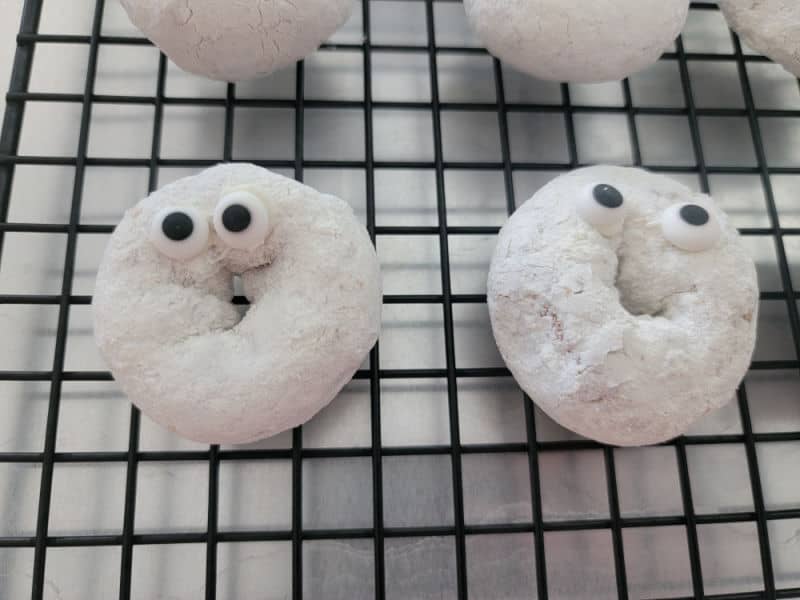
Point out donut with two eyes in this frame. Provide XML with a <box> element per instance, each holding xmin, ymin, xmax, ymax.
<box><xmin>487</xmin><ymin>166</ymin><xmax>758</xmax><ymax>446</ymax></box>
<box><xmin>93</xmin><ymin>163</ymin><xmax>382</xmax><ymax>444</ymax></box>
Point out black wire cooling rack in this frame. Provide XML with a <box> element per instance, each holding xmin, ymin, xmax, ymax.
<box><xmin>1</xmin><ymin>1</ymin><xmax>800</xmax><ymax>599</ymax></box>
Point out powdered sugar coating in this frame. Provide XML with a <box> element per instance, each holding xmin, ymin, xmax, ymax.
<box><xmin>719</xmin><ymin>0</ymin><xmax>800</xmax><ymax>77</ymax></box>
<box><xmin>463</xmin><ymin>0</ymin><xmax>689</xmax><ymax>83</ymax></box>
<box><xmin>93</xmin><ymin>163</ymin><xmax>381</xmax><ymax>444</ymax></box>
<box><xmin>487</xmin><ymin>166</ymin><xmax>758</xmax><ymax>446</ymax></box>
<box><xmin>120</xmin><ymin>0</ymin><xmax>354</xmax><ymax>81</ymax></box>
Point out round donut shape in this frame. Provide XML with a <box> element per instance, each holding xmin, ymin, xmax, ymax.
<box><xmin>463</xmin><ymin>0</ymin><xmax>690</xmax><ymax>83</ymax></box>
<box><xmin>93</xmin><ymin>164</ymin><xmax>382</xmax><ymax>444</ymax></box>
<box><xmin>120</xmin><ymin>0</ymin><xmax>355</xmax><ymax>81</ymax></box>
<box><xmin>718</xmin><ymin>0</ymin><xmax>800</xmax><ymax>78</ymax></box>
<box><xmin>487</xmin><ymin>166</ymin><xmax>758</xmax><ymax>446</ymax></box>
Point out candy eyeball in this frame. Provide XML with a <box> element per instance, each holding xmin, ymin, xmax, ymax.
<box><xmin>577</xmin><ymin>183</ymin><xmax>628</xmax><ymax>236</ymax></box>
<box><xmin>661</xmin><ymin>202</ymin><xmax>721</xmax><ymax>252</ymax></box>
<box><xmin>213</xmin><ymin>190</ymin><xmax>271</xmax><ymax>250</ymax></box>
<box><xmin>149</xmin><ymin>206</ymin><xmax>210</xmax><ymax>261</ymax></box>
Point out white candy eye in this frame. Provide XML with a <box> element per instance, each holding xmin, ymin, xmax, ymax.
<box><xmin>661</xmin><ymin>202</ymin><xmax>721</xmax><ymax>252</ymax></box>
<box><xmin>149</xmin><ymin>206</ymin><xmax>209</xmax><ymax>261</ymax></box>
<box><xmin>577</xmin><ymin>183</ymin><xmax>628</xmax><ymax>235</ymax></box>
<box><xmin>213</xmin><ymin>190</ymin><xmax>271</xmax><ymax>250</ymax></box>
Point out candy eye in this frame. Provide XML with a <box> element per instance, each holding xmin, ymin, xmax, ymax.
<box><xmin>577</xmin><ymin>183</ymin><xmax>627</xmax><ymax>235</ymax></box>
<box><xmin>149</xmin><ymin>206</ymin><xmax>209</xmax><ymax>261</ymax></box>
<box><xmin>661</xmin><ymin>202</ymin><xmax>721</xmax><ymax>252</ymax></box>
<box><xmin>213</xmin><ymin>190</ymin><xmax>271</xmax><ymax>250</ymax></box>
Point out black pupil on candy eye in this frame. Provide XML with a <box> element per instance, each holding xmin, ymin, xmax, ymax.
<box><xmin>680</xmin><ymin>204</ymin><xmax>710</xmax><ymax>226</ymax></box>
<box><xmin>161</xmin><ymin>212</ymin><xmax>194</xmax><ymax>241</ymax></box>
<box><xmin>592</xmin><ymin>184</ymin><xmax>623</xmax><ymax>208</ymax></box>
<box><xmin>222</xmin><ymin>204</ymin><xmax>252</xmax><ymax>232</ymax></box>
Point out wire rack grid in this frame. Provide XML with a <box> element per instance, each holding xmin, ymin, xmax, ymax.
<box><xmin>1</xmin><ymin>0</ymin><xmax>800</xmax><ymax>599</ymax></box>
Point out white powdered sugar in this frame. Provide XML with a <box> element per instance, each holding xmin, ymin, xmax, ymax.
<box><xmin>719</xmin><ymin>0</ymin><xmax>800</xmax><ymax>77</ymax></box>
<box><xmin>487</xmin><ymin>166</ymin><xmax>758</xmax><ymax>446</ymax></box>
<box><xmin>463</xmin><ymin>0</ymin><xmax>690</xmax><ymax>83</ymax></box>
<box><xmin>93</xmin><ymin>163</ymin><xmax>381</xmax><ymax>444</ymax></box>
<box><xmin>120</xmin><ymin>0</ymin><xmax>354</xmax><ymax>81</ymax></box>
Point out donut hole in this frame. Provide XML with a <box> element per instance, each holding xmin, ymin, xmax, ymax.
<box><xmin>232</xmin><ymin>274</ymin><xmax>251</xmax><ymax>318</ymax></box>
<box><xmin>616</xmin><ymin>275</ymin><xmax>667</xmax><ymax>317</ymax></box>
<box><xmin>613</xmin><ymin>231</ymin><xmax>682</xmax><ymax>318</ymax></box>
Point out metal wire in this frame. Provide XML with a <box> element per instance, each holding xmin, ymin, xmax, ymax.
<box><xmin>1</xmin><ymin>1</ymin><xmax>799</xmax><ymax>599</ymax></box>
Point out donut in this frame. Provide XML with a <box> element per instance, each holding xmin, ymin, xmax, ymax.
<box><xmin>718</xmin><ymin>0</ymin><xmax>800</xmax><ymax>78</ymax></box>
<box><xmin>463</xmin><ymin>0</ymin><xmax>690</xmax><ymax>83</ymax></box>
<box><xmin>92</xmin><ymin>163</ymin><xmax>381</xmax><ymax>444</ymax></box>
<box><xmin>487</xmin><ymin>166</ymin><xmax>758</xmax><ymax>446</ymax></box>
<box><xmin>119</xmin><ymin>0</ymin><xmax>354</xmax><ymax>81</ymax></box>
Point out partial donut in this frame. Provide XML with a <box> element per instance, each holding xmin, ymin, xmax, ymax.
<box><xmin>93</xmin><ymin>164</ymin><xmax>382</xmax><ymax>444</ymax></box>
<box><xmin>463</xmin><ymin>0</ymin><xmax>690</xmax><ymax>83</ymax></box>
<box><xmin>120</xmin><ymin>0</ymin><xmax>355</xmax><ymax>81</ymax></box>
<box><xmin>487</xmin><ymin>166</ymin><xmax>758</xmax><ymax>446</ymax></box>
<box><xmin>718</xmin><ymin>0</ymin><xmax>800</xmax><ymax>78</ymax></box>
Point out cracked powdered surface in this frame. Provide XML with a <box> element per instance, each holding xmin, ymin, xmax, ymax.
<box><xmin>121</xmin><ymin>0</ymin><xmax>354</xmax><ymax>81</ymax></box>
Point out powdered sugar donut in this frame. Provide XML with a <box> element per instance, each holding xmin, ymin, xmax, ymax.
<box><xmin>719</xmin><ymin>0</ymin><xmax>800</xmax><ymax>78</ymax></box>
<box><xmin>120</xmin><ymin>0</ymin><xmax>354</xmax><ymax>81</ymax></box>
<box><xmin>487</xmin><ymin>166</ymin><xmax>758</xmax><ymax>446</ymax></box>
<box><xmin>463</xmin><ymin>0</ymin><xmax>689</xmax><ymax>83</ymax></box>
<box><xmin>93</xmin><ymin>163</ymin><xmax>381</xmax><ymax>444</ymax></box>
